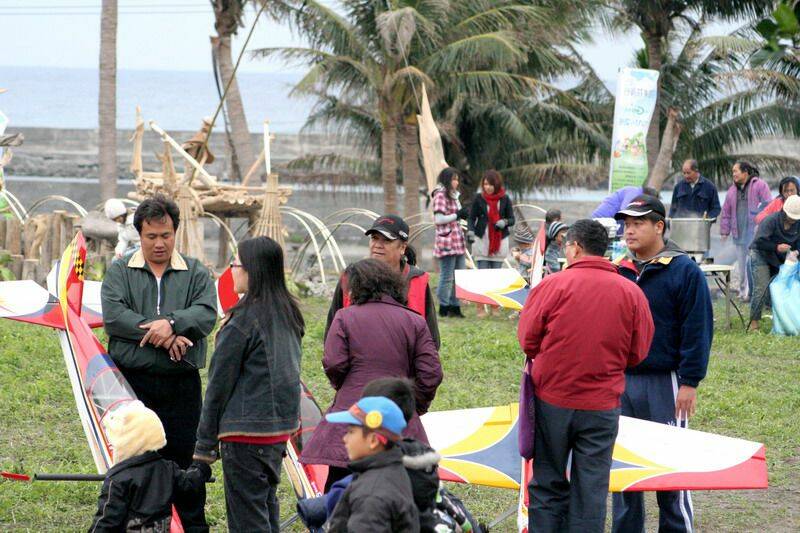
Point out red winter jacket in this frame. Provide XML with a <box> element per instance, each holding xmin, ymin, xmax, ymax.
<box><xmin>517</xmin><ymin>256</ymin><xmax>654</xmax><ymax>411</ymax></box>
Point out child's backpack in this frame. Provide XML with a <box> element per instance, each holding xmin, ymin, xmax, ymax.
<box><xmin>431</xmin><ymin>484</ymin><xmax>484</xmax><ymax>533</ymax></box>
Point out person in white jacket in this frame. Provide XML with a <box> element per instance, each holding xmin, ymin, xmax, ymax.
<box><xmin>104</xmin><ymin>199</ymin><xmax>141</xmax><ymax>259</ymax></box>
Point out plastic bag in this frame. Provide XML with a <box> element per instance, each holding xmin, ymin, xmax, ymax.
<box><xmin>769</xmin><ymin>252</ymin><xmax>800</xmax><ymax>336</ymax></box>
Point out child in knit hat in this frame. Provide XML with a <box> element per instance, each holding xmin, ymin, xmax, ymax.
<box><xmin>88</xmin><ymin>401</ymin><xmax>210</xmax><ymax>532</ymax></box>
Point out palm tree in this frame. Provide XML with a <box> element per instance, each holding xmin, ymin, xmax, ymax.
<box><xmin>603</xmin><ymin>1</ymin><xmax>775</xmax><ymax>173</ymax></box>
<box><xmin>99</xmin><ymin>0</ymin><xmax>117</xmax><ymax>200</ymax></box>
<box><xmin>622</xmin><ymin>24</ymin><xmax>800</xmax><ymax>190</ymax></box>
<box><xmin>211</xmin><ymin>0</ymin><xmax>256</xmax><ymax>182</ymax></box>
<box><xmin>259</xmin><ymin>0</ymin><xmax>596</xmax><ymax>213</ymax></box>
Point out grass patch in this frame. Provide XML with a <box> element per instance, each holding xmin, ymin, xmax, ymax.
<box><xmin>0</xmin><ymin>297</ymin><xmax>797</xmax><ymax>531</ymax></box>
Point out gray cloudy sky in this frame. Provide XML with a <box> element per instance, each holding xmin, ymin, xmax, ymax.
<box><xmin>1</xmin><ymin>1</ymin><xmax>643</xmax><ymax>81</ymax></box>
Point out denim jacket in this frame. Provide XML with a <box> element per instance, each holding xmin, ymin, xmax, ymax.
<box><xmin>194</xmin><ymin>308</ymin><xmax>302</xmax><ymax>461</ymax></box>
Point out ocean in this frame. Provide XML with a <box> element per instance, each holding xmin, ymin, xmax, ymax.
<box><xmin>1</xmin><ymin>66</ymin><xmax>314</xmax><ymax>133</ymax></box>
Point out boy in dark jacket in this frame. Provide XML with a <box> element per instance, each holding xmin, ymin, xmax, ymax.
<box><xmin>325</xmin><ymin>396</ymin><xmax>420</xmax><ymax>533</ymax></box>
<box><xmin>297</xmin><ymin>378</ymin><xmax>441</xmax><ymax>531</ymax></box>
<box><xmin>612</xmin><ymin>195</ymin><xmax>713</xmax><ymax>533</ymax></box>
<box><xmin>89</xmin><ymin>401</ymin><xmax>210</xmax><ymax>532</ymax></box>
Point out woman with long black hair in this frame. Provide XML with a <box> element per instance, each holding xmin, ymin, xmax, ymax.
<box><xmin>431</xmin><ymin>167</ymin><xmax>469</xmax><ymax>317</ymax></box>
<box><xmin>194</xmin><ymin>236</ymin><xmax>304</xmax><ymax>532</ymax></box>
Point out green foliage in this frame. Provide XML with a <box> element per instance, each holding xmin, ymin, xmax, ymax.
<box><xmin>752</xmin><ymin>0</ymin><xmax>800</xmax><ymax>66</ymax></box>
<box><xmin>84</xmin><ymin>258</ymin><xmax>106</xmax><ymax>282</ymax></box>
<box><xmin>0</xmin><ymin>251</ymin><xmax>15</xmax><ymax>281</ymax></box>
<box><xmin>1</xmin><ymin>297</ymin><xmax>799</xmax><ymax>530</ymax></box>
<box><xmin>259</xmin><ymin>0</ymin><xmax>608</xmax><ymax>192</ymax></box>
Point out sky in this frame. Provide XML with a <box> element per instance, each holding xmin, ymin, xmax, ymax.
<box><xmin>0</xmin><ymin>0</ymin><xmax>645</xmax><ymax>82</ymax></box>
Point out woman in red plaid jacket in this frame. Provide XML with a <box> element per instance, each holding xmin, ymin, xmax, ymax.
<box><xmin>431</xmin><ymin>167</ymin><xmax>469</xmax><ymax>318</ymax></box>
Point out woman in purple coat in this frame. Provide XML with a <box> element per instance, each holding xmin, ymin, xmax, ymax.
<box><xmin>299</xmin><ymin>259</ymin><xmax>443</xmax><ymax>490</ymax></box>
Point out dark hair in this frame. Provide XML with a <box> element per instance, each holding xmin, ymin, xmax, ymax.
<box><xmin>133</xmin><ymin>194</ymin><xmax>181</xmax><ymax>233</ymax></box>
<box><xmin>404</xmin><ymin>244</ymin><xmax>417</xmax><ymax>267</ymax></box>
<box><xmin>640</xmin><ymin>211</ymin><xmax>666</xmax><ymax>227</ymax></box>
<box><xmin>359</xmin><ymin>427</ymin><xmax>395</xmax><ymax>448</ymax></box>
<box><xmin>735</xmin><ymin>160</ymin><xmax>759</xmax><ymax>178</ymax></box>
<box><xmin>545</xmin><ymin>209</ymin><xmax>561</xmax><ymax>225</ymax></box>
<box><xmin>346</xmin><ymin>258</ymin><xmax>407</xmax><ymax>305</ymax></box>
<box><xmin>482</xmin><ymin>169</ymin><xmax>503</xmax><ymax>191</ymax></box>
<box><xmin>362</xmin><ymin>378</ymin><xmax>416</xmax><ymax>423</ymax></box>
<box><xmin>684</xmin><ymin>159</ymin><xmax>699</xmax><ymax>172</ymax></box>
<box><xmin>641</xmin><ymin>186</ymin><xmax>658</xmax><ymax>197</ymax></box>
<box><xmin>234</xmin><ymin>236</ymin><xmax>305</xmax><ymax>338</ymax></box>
<box><xmin>565</xmin><ymin>219</ymin><xmax>609</xmax><ymax>256</ymax></box>
<box><xmin>436</xmin><ymin>167</ymin><xmax>461</xmax><ymax>194</ymax></box>
<box><xmin>779</xmin><ymin>176</ymin><xmax>800</xmax><ymax>198</ymax></box>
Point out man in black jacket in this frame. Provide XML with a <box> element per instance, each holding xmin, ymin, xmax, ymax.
<box><xmin>748</xmin><ymin>195</ymin><xmax>800</xmax><ymax>331</ymax></box>
<box><xmin>101</xmin><ymin>196</ymin><xmax>217</xmax><ymax>531</ymax></box>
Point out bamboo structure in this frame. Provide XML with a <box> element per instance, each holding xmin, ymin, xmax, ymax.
<box><xmin>252</xmin><ymin>122</ymin><xmax>290</xmax><ymax>248</ymax></box>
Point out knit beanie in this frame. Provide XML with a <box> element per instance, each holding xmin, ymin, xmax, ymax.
<box><xmin>513</xmin><ymin>224</ymin><xmax>535</xmax><ymax>245</ymax></box>
<box><xmin>104</xmin><ymin>401</ymin><xmax>166</xmax><ymax>465</ymax></box>
<box><xmin>547</xmin><ymin>221</ymin><xmax>569</xmax><ymax>242</ymax></box>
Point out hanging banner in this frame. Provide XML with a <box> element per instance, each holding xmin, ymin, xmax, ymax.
<box><xmin>417</xmin><ymin>84</ymin><xmax>449</xmax><ymax>194</ymax></box>
<box><xmin>608</xmin><ymin>68</ymin><xmax>659</xmax><ymax>192</ymax></box>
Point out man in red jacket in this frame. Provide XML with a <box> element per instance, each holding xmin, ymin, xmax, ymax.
<box><xmin>517</xmin><ymin>219</ymin><xmax>654</xmax><ymax>533</ymax></box>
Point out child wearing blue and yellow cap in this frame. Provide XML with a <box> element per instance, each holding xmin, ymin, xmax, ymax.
<box><xmin>325</xmin><ymin>396</ymin><xmax>420</xmax><ymax>532</ymax></box>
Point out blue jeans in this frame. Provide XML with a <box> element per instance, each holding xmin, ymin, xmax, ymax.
<box><xmin>529</xmin><ymin>399</ymin><xmax>619</xmax><ymax>533</ymax></box>
<box><xmin>477</xmin><ymin>260</ymin><xmax>504</xmax><ymax>269</ymax></box>
<box><xmin>437</xmin><ymin>254</ymin><xmax>465</xmax><ymax>307</ymax></box>
<box><xmin>221</xmin><ymin>441</ymin><xmax>285</xmax><ymax>532</ymax></box>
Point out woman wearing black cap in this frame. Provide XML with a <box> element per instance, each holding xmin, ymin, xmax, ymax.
<box><xmin>324</xmin><ymin>214</ymin><xmax>440</xmax><ymax>349</ymax></box>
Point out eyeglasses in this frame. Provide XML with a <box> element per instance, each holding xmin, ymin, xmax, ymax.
<box><xmin>229</xmin><ymin>262</ymin><xmax>243</xmax><ymax>269</ymax></box>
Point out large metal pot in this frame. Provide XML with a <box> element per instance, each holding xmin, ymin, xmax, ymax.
<box><xmin>668</xmin><ymin>218</ymin><xmax>713</xmax><ymax>252</ymax></box>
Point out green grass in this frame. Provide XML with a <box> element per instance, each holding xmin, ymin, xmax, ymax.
<box><xmin>0</xmin><ymin>297</ymin><xmax>798</xmax><ymax>531</ymax></box>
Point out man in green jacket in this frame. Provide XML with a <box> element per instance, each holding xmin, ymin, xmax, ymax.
<box><xmin>101</xmin><ymin>195</ymin><xmax>217</xmax><ymax>531</ymax></box>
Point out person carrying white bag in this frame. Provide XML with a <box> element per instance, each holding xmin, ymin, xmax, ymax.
<box><xmin>770</xmin><ymin>250</ymin><xmax>800</xmax><ymax>336</ymax></box>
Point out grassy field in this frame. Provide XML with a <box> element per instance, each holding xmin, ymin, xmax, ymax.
<box><xmin>1</xmin><ymin>295</ymin><xmax>798</xmax><ymax>532</ymax></box>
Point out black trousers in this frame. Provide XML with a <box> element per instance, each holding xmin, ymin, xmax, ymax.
<box><xmin>120</xmin><ymin>367</ymin><xmax>207</xmax><ymax>532</ymax></box>
<box><xmin>529</xmin><ymin>398</ymin><xmax>620</xmax><ymax>533</ymax></box>
<box><xmin>221</xmin><ymin>441</ymin><xmax>285</xmax><ymax>533</ymax></box>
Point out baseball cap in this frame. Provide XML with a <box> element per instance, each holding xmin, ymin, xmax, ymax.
<box><xmin>365</xmin><ymin>215</ymin><xmax>410</xmax><ymax>241</ymax></box>
<box><xmin>614</xmin><ymin>194</ymin><xmax>666</xmax><ymax>220</ymax></box>
<box><xmin>325</xmin><ymin>396</ymin><xmax>407</xmax><ymax>441</ymax></box>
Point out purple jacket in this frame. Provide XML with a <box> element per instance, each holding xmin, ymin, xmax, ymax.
<box><xmin>591</xmin><ymin>186</ymin><xmax>644</xmax><ymax>219</ymax></box>
<box><xmin>720</xmin><ymin>178</ymin><xmax>772</xmax><ymax>240</ymax></box>
<box><xmin>299</xmin><ymin>296</ymin><xmax>443</xmax><ymax>468</ymax></box>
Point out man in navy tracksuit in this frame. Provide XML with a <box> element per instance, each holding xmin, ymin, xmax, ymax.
<box><xmin>612</xmin><ymin>195</ymin><xmax>713</xmax><ymax>533</ymax></box>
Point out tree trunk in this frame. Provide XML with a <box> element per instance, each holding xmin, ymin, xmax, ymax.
<box><xmin>401</xmin><ymin>121</ymin><xmax>422</xmax><ymax>221</ymax></box>
<box><xmin>212</xmin><ymin>35</ymin><xmax>256</xmax><ymax>182</ymax></box>
<box><xmin>644</xmin><ymin>31</ymin><xmax>664</xmax><ymax>176</ymax></box>
<box><xmin>647</xmin><ymin>108</ymin><xmax>682</xmax><ymax>192</ymax></box>
<box><xmin>381</xmin><ymin>117</ymin><xmax>399</xmax><ymax>215</ymax></box>
<box><xmin>98</xmin><ymin>0</ymin><xmax>118</xmax><ymax>200</ymax></box>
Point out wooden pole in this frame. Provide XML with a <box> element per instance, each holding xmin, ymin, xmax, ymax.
<box><xmin>51</xmin><ymin>211</ymin><xmax>67</xmax><ymax>263</ymax></box>
<box><xmin>149</xmin><ymin>121</ymin><xmax>217</xmax><ymax>188</ymax></box>
<box><xmin>22</xmin><ymin>219</ymin><xmax>36</xmax><ymax>259</ymax></box>
<box><xmin>6</xmin><ymin>218</ymin><xmax>21</xmax><ymax>255</ymax></box>
<box><xmin>217</xmin><ymin>218</ymin><xmax>230</xmax><ymax>269</ymax></box>
<box><xmin>0</xmin><ymin>218</ymin><xmax>7</xmax><ymax>247</ymax></box>
<box><xmin>40</xmin><ymin>215</ymin><xmax>54</xmax><ymax>270</ymax></box>
<box><xmin>22</xmin><ymin>258</ymin><xmax>38</xmax><ymax>281</ymax></box>
<box><xmin>10</xmin><ymin>254</ymin><xmax>23</xmax><ymax>279</ymax></box>
<box><xmin>61</xmin><ymin>213</ymin><xmax>75</xmax><ymax>250</ymax></box>
<box><xmin>241</xmin><ymin>149</ymin><xmax>265</xmax><ymax>186</ymax></box>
